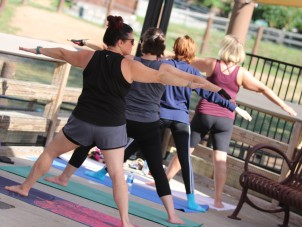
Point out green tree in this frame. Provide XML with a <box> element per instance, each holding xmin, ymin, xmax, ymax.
<box><xmin>292</xmin><ymin>13</ymin><xmax>302</xmax><ymax>33</ymax></box>
<box><xmin>253</xmin><ymin>5</ymin><xmax>302</xmax><ymax>32</ymax></box>
<box><xmin>193</xmin><ymin>0</ymin><xmax>232</xmax><ymax>16</ymax></box>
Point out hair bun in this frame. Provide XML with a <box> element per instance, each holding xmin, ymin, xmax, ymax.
<box><xmin>107</xmin><ymin>15</ymin><xmax>124</xmax><ymax>29</ymax></box>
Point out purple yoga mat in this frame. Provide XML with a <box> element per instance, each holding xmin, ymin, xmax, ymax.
<box><xmin>0</xmin><ymin>176</ymin><xmax>121</xmax><ymax>227</ymax></box>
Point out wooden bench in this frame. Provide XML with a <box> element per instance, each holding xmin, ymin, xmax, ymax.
<box><xmin>228</xmin><ymin>143</ymin><xmax>302</xmax><ymax>227</ymax></box>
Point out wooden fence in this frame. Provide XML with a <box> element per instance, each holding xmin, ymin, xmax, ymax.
<box><xmin>169</xmin><ymin>7</ymin><xmax>302</xmax><ymax>49</ymax></box>
<box><xmin>0</xmin><ymin>33</ymin><xmax>79</xmax><ymax>157</ymax></box>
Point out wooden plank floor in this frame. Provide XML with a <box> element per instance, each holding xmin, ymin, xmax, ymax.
<box><xmin>0</xmin><ymin>157</ymin><xmax>301</xmax><ymax>227</ymax></box>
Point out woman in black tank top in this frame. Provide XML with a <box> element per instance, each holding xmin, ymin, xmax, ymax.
<box><xmin>7</xmin><ymin>15</ymin><xmax>218</xmax><ymax>226</ymax></box>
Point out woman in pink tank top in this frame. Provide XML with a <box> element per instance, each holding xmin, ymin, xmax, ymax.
<box><xmin>165</xmin><ymin>35</ymin><xmax>297</xmax><ymax>209</ymax></box>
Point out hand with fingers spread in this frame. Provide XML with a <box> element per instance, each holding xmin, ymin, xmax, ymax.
<box><xmin>235</xmin><ymin>107</ymin><xmax>252</xmax><ymax>121</ymax></box>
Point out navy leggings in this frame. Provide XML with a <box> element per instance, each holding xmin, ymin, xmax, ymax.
<box><xmin>68</xmin><ymin>119</ymin><xmax>171</xmax><ymax>197</ymax></box>
<box><xmin>159</xmin><ymin>118</ymin><xmax>194</xmax><ymax>194</ymax></box>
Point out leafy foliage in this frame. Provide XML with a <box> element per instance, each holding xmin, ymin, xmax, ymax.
<box><xmin>191</xmin><ymin>0</ymin><xmax>302</xmax><ymax>33</ymax></box>
<box><xmin>253</xmin><ymin>5</ymin><xmax>302</xmax><ymax>32</ymax></box>
<box><xmin>192</xmin><ymin>0</ymin><xmax>232</xmax><ymax>16</ymax></box>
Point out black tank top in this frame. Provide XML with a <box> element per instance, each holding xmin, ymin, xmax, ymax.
<box><xmin>72</xmin><ymin>50</ymin><xmax>131</xmax><ymax>126</ymax></box>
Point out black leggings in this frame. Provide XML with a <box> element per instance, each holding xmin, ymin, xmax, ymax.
<box><xmin>68</xmin><ymin>119</ymin><xmax>171</xmax><ymax>197</ymax></box>
<box><xmin>159</xmin><ymin>118</ymin><xmax>194</xmax><ymax>194</ymax></box>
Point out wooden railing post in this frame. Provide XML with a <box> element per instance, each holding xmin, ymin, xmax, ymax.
<box><xmin>279</xmin><ymin>121</ymin><xmax>302</xmax><ymax>180</ymax></box>
<box><xmin>0</xmin><ymin>0</ymin><xmax>7</xmax><ymax>13</ymax></box>
<box><xmin>0</xmin><ymin>62</ymin><xmax>15</xmax><ymax>106</ymax></box>
<box><xmin>103</xmin><ymin>0</ymin><xmax>114</xmax><ymax>28</ymax></box>
<box><xmin>45</xmin><ymin>62</ymin><xmax>71</xmax><ymax>145</ymax></box>
<box><xmin>272</xmin><ymin>120</ymin><xmax>302</xmax><ymax>206</ymax></box>
<box><xmin>57</xmin><ymin>0</ymin><xmax>64</xmax><ymax>13</ymax></box>
<box><xmin>199</xmin><ymin>14</ymin><xmax>213</xmax><ymax>56</ymax></box>
<box><xmin>252</xmin><ymin>26</ymin><xmax>264</xmax><ymax>55</ymax></box>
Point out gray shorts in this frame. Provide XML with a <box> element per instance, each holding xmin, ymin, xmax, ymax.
<box><xmin>190</xmin><ymin>113</ymin><xmax>234</xmax><ymax>152</ymax></box>
<box><xmin>63</xmin><ymin>114</ymin><xmax>127</xmax><ymax>150</ymax></box>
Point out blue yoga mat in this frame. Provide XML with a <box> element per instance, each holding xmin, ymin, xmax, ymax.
<box><xmin>52</xmin><ymin>158</ymin><xmax>209</xmax><ymax>213</ymax></box>
<box><xmin>0</xmin><ymin>165</ymin><xmax>203</xmax><ymax>227</ymax></box>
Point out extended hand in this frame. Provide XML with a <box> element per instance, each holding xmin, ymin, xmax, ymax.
<box><xmin>19</xmin><ymin>46</ymin><xmax>36</xmax><ymax>54</ymax></box>
<box><xmin>235</xmin><ymin>107</ymin><xmax>252</xmax><ymax>121</ymax></box>
<box><xmin>283</xmin><ymin>105</ymin><xmax>297</xmax><ymax>116</ymax></box>
<box><xmin>69</xmin><ymin>39</ymin><xmax>87</xmax><ymax>46</ymax></box>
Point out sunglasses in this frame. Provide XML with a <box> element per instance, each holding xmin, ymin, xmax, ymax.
<box><xmin>125</xmin><ymin>38</ymin><xmax>135</xmax><ymax>45</ymax></box>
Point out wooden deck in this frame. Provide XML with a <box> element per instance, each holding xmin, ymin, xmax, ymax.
<box><xmin>0</xmin><ymin>157</ymin><xmax>301</xmax><ymax>227</ymax></box>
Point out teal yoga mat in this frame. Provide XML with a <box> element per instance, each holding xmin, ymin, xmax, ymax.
<box><xmin>0</xmin><ymin>165</ymin><xmax>203</xmax><ymax>227</ymax></box>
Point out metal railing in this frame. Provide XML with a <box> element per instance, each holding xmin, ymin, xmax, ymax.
<box><xmin>243</xmin><ymin>53</ymin><xmax>302</xmax><ymax>104</ymax></box>
<box><xmin>228</xmin><ymin>53</ymin><xmax>302</xmax><ymax>173</ymax></box>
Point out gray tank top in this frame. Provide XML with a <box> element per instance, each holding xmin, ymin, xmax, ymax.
<box><xmin>125</xmin><ymin>57</ymin><xmax>165</xmax><ymax>122</ymax></box>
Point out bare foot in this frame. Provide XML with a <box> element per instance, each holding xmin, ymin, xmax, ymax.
<box><xmin>44</xmin><ymin>176</ymin><xmax>68</xmax><ymax>186</ymax></box>
<box><xmin>214</xmin><ymin>200</ymin><xmax>225</xmax><ymax>208</ymax></box>
<box><xmin>5</xmin><ymin>185</ymin><xmax>29</xmax><ymax>197</ymax></box>
<box><xmin>121</xmin><ymin>220</ymin><xmax>134</xmax><ymax>227</ymax></box>
<box><xmin>121</xmin><ymin>222</ymin><xmax>134</xmax><ymax>227</ymax></box>
<box><xmin>168</xmin><ymin>215</ymin><xmax>184</xmax><ymax>225</ymax></box>
<box><xmin>145</xmin><ymin>181</ymin><xmax>155</xmax><ymax>186</ymax></box>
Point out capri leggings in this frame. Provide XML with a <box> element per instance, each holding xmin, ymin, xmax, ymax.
<box><xmin>124</xmin><ymin>119</ymin><xmax>171</xmax><ymax>197</ymax></box>
<box><xmin>159</xmin><ymin>118</ymin><xmax>194</xmax><ymax>194</ymax></box>
<box><xmin>69</xmin><ymin>119</ymin><xmax>171</xmax><ymax>197</ymax></box>
<box><xmin>190</xmin><ymin>113</ymin><xmax>234</xmax><ymax>152</ymax></box>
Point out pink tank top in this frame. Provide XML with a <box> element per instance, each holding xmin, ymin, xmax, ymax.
<box><xmin>196</xmin><ymin>60</ymin><xmax>240</xmax><ymax>120</ymax></box>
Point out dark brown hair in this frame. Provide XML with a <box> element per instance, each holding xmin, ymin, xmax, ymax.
<box><xmin>141</xmin><ymin>27</ymin><xmax>165</xmax><ymax>57</ymax></box>
<box><xmin>103</xmin><ymin>15</ymin><xmax>133</xmax><ymax>46</ymax></box>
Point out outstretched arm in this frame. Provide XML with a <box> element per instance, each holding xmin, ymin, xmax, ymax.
<box><xmin>241</xmin><ymin>69</ymin><xmax>297</xmax><ymax>116</ymax></box>
<box><xmin>123</xmin><ymin>58</ymin><xmax>208</xmax><ymax>89</ymax></box>
<box><xmin>69</xmin><ymin>39</ymin><xmax>105</xmax><ymax>51</ymax></box>
<box><xmin>159</xmin><ymin>63</ymin><xmax>221</xmax><ymax>92</ymax></box>
<box><xmin>197</xmin><ymin>89</ymin><xmax>236</xmax><ymax>111</ymax></box>
<box><xmin>19</xmin><ymin>46</ymin><xmax>94</xmax><ymax>69</ymax></box>
<box><xmin>196</xmin><ymin>89</ymin><xmax>252</xmax><ymax>121</ymax></box>
<box><xmin>69</xmin><ymin>39</ymin><xmax>135</xmax><ymax>60</ymax></box>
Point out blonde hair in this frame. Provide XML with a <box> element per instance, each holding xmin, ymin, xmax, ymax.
<box><xmin>218</xmin><ymin>35</ymin><xmax>245</xmax><ymax>64</ymax></box>
<box><xmin>173</xmin><ymin>35</ymin><xmax>197</xmax><ymax>64</ymax></box>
